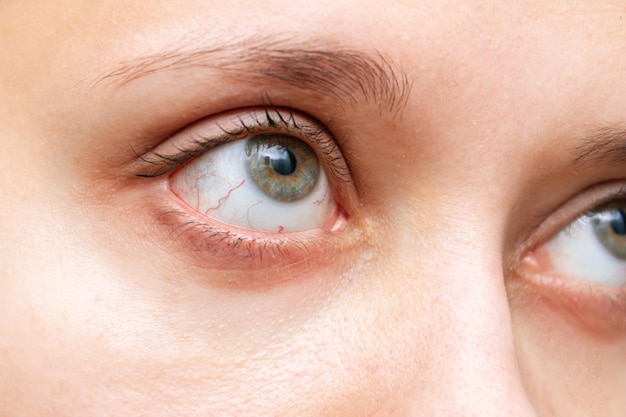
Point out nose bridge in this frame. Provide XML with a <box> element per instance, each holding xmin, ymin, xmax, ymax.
<box><xmin>409</xmin><ymin>276</ymin><xmax>535</xmax><ymax>416</ymax></box>
<box><xmin>382</xmin><ymin>224</ymin><xmax>538</xmax><ymax>416</ymax></box>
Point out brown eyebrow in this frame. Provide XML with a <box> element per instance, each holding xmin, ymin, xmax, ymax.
<box><xmin>92</xmin><ymin>36</ymin><xmax>412</xmax><ymax>118</ymax></box>
<box><xmin>570</xmin><ymin>126</ymin><xmax>626</xmax><ymax>167</ymax></box>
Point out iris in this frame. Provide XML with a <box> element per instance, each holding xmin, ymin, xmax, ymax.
<box><xmin>246</xmin><ymin>134</ymin><xmax>320</xmax><ymax>202</ymax></box>
<box><xmin>592</xmin><ymin>206</ymin><xmax>626</xmax><ymax>259</ymax></box>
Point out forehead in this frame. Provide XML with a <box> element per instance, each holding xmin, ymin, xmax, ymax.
<box><xmin>3</xmin><ymin>1</ymin><xmax>624</xmax><ymax>83</ymax></box>
<box><xmin>3</xmin><ymin>0</ymin><xmax>626</xmax><ymax>195</ymax></box>
<box><xmin>4</xmin><ymin>0</ymin><xmax>625</xmax><ymax>67</ymax></box>
<box><xmin>5</xmin><ymin>0</ymin><xmax>626</xmax><ymax>111</ymax></box>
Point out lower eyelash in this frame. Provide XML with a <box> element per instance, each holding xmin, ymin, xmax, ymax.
<box><xmin>156</xmin><ymin>206</ymin><xmax>341</xmax><ymax>271</ymax></box>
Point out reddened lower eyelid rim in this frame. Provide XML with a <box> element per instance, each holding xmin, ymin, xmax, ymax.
<box><xmin>152</xmin><ymin>202</ymin><xmax>353</xmax><ymax>274</ymax></box>
<box><xmin>514</xmin><ymin>256</ymin><xmax>626</xmax><ymax>336</ymax></box>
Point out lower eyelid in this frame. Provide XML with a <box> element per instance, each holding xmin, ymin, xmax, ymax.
<box><xmin>514</xmin><ymin>255</ymin><xmax>626</xmax><ymax>337</ymax></box>
<box><xmin>153</xmin><ymin>202</ymin><xmax>352</xmax><ymax>275</ymax></box>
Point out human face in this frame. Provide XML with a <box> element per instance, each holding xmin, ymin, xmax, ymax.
<box><xmin>2</xmin><ymin>0</ymin><xmax>626</xmax><ymax>415</ymax></box>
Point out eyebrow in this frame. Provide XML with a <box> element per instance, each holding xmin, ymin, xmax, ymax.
<box><xmin>570</xmin><ymin>126</ymin><xmax>626</xmax><ymax>167</ymax></box>
<box><xmin>93</xmin><ymin>36</ymin><xmax>412</xmax><ymax>117</ymax></box>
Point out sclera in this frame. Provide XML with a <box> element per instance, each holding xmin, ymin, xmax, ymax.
<box><xmin>170</xmin><ymin>138</ymin><xmax>335</xmax><ymax>233</ymax></box>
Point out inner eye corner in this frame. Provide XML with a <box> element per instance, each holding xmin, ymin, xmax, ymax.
<box><xmin>523</xmin><ymin>198</ymin><xmax>626</xmax><ymax>290</ymax></box>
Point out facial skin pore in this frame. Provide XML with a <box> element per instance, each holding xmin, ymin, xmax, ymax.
<box><xmin>2</xmin><ymin>1</ymin><xmax>626</xmax><ymax>416</ymax></box>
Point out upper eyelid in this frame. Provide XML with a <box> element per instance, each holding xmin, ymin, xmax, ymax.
<box><xmin>510</xmin><ymin>182</ymin><xmax>626</xmax><ymax>264</ymax></box>
<box><xmin>132</xmin><ymin>106</ymin><xmax>352</xmax><ymax>183</ymax></box>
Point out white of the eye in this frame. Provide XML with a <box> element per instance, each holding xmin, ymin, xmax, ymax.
<box><xmin>171</xmin><ymin>140</ymin><xmax>334</xmax><ymax>233</ymax></box>
<box><xmin>546</xmin><ymin>216</ymin><xmax>626</xmax><ymax>287</ymax></box>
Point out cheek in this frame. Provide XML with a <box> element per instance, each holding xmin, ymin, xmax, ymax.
<box><xmin>509</xmin><ymin>283</ymin><xmax>626</xmax><ymax>416</ymax></box>
<box><xmin>0</xmin><ymin>232</ymin><xmax>392</xmax><ymax>416</ymax></box>
<box><xmin>0</xmin><ymin>208</ymin><xmax>455</xmax><ymax>417</ymax></box>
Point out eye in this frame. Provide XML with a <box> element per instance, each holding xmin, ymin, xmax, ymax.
<box><xmin>541</xmin><ymin>202</ymin><xmax>626</xmax><ymax>287</ymax></box>
<box><xmin>170</xmin><ymin>132</ymin><xmax>335</xmax><ymax>233</ymax></box>
<box><xmin>137</xmin><ymin>106</ymin><xmax>350</xmax><ymax>240</ymax></box>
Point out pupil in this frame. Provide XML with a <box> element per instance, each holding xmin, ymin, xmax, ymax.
<box><xmin>609</xmin><ymin>208</ymin><xmax>626</xmax><ymax>235</ymax></box>
<box><xmin>268</xmin><ymin>146</ymin><xmax>297</xmax><ymax>175</ymax></box>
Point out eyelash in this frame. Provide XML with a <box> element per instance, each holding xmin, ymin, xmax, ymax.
<box><xmin>135</xmin><ymin>105</ymin><xmax>350</xmax><ymax>183</ymax></box>
<box><xmin>154</xmin><ymin>205</ymin><xmax>346</xmax><ymax>271</ymax></box>
<box><xmin>133</xmin><ymin>105</ymin><xmax>355</xmax><ymax>270</ymax></box>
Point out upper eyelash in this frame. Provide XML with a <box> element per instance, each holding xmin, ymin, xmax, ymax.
<box><xmin>133</xmin><ymin>104</ymin><xmax>351</xmax><ymax>183</ymax></box>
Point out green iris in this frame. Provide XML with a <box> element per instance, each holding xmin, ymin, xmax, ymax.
<box><xmin>245</xmin><ymin>134</ymin><xmax>320</xmax><ymax>202</ymax></box>
<box><xmin>592</xmin><ymin>206</ymin><xmax>626</xmax><ymax>260</ymax></box>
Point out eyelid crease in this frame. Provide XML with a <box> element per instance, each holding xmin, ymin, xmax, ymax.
<box><xmin>582</xmin><ymin>186</ymin><xmax>626</xmax><ymax>214</ymax></box>
<box><xmin>133</xmin><ymin>104</ymin><xmax>352</xmax><ymax>186</ymax></box>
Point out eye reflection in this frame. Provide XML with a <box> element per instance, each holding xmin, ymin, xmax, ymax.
<box><xmin>170</xmin><ymin>134</ymin><xmax>335</xmax><ymax>233</ymax></box>
<box><xmin>246</xmin><ymin>134</ymin><xmax>320</xmax><ymax>202</ymax></box>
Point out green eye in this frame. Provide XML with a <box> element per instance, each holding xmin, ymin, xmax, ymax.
<box><xmin>591</xmin><ymin>206</ymin><xmax>626</xmax><ymax>260</ymax></box>
<box><xmin>168</xmin><ymin>108</ymin><xmax>340</xmax><ymax>234</ymax></box>
<box><xmin>245</xmin><ymin>134</ymin><xmax>320</xmax><ymax>202</ymax></box>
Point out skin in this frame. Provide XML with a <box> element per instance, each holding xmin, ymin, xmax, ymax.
<box><xmin>2</xmin><ymin>0</ymin><xmax>626</xmax><ymax>415</ymax></box>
